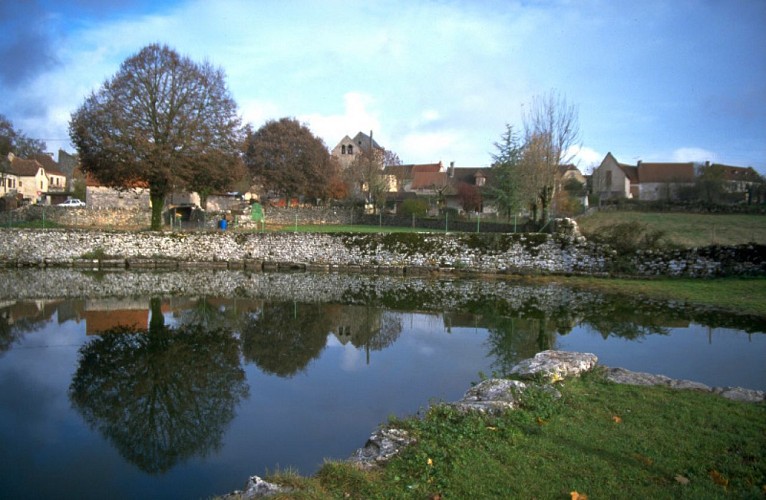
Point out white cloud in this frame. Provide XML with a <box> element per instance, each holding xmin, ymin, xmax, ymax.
<box><xmin>566</xmin><ymin>145</ymin><xmax>603</xmax><ymax>172</ymax></box>
<box><xmin>671</xmin><ymin>147</ymin><xmax>718</xmax><ymax>164</ymax></box>
<box><xmin>298</xmin><ymin>92</ymin><xmax>381</xmax><ymax>149</ymax></box>
<box><xmin>399</xmin><ymin>131</ymin><xmax>462</xmax><ymax>164</ymax></box>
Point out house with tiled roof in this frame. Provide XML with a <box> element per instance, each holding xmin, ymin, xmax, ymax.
<box><xmin>31</xmin><ymin>153</ymin><xmax>67</xmax><ymax>192</ymax></box>
<box><xmin>5</xmin><ymin>153</ymin><xmax>48</xmax><ymax>203</ymax></box>
<box><xmin>591</xmin><ymin>152</ymin><xmax>639</xmax><ymax>200</ymax></box>
<box><xmin>384</xmin><ymin>162</ymin><xmax>444</xmax><ymax>192</ymax></box>
<box><xmin>636</xmin><ymin>161</ymin><xmax>696</xmax><ymax>201</ymax></box>
<box><xmin>592</xmin><ymin>153</ymin><xmax>696</xmax><ymax>201</ymax></box>
<box><xmin>709</xmin><ymin>163</ymin><xmax>762</xmax><ymax>198</ymax></box>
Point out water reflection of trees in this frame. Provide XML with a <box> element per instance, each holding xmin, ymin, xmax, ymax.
<box><xmin>69</xmin><ymin>298</ymin><xmax>248</xmax><ymax>474</ymax></box>
<box><xmin>240</xmin><ymin>302</ymin><xmax>333</xmax><ymax>377</ymax></box>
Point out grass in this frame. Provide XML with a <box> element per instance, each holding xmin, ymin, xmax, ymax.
<box><xmin>273</xmin><ymin>224</ymin><xmax>435</xmax><ymax>233</ymax></box>
<box><xmin>259</xmin><ymin>369</ymin><xmax>765</xmax><ymax>499</ymax></box>
<box><xmin>576</xmin><ymin>211</ymin><xmax>766</xmax><ymax>247</ymax></box>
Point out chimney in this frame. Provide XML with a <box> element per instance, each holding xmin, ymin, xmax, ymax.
<box><xmin>448</xmin><ymin>161</ymin><xmax>455</xmax><ymax>177</ymax></box>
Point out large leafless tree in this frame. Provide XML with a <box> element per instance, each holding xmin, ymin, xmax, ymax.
<box><xmin>69</xmin><ymin>44</ymin><xmax>245</xmax><ymax>229</ymax></box>
<box><xmin>244</xmin><ymin>117</ymin><xmax>334</xmax><ymax>204</ymax></box>
<box><xmin>521</xmin><ymin>91</ymin><xmax>580</xmax><ymax>222</ymax></box>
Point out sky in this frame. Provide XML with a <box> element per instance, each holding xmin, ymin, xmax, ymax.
<box><xmin>1</xmin><ymin>0</ymin><xmax>765</xmax><ymax>173</ymax></box>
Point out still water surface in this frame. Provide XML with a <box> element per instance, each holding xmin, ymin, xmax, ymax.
<box><xmin>0</xmin><ymin>275</ymin><xmax>763</xmax><ymax>499</ymax></box>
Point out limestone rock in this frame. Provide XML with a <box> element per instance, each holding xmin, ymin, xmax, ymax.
<box><xmin>452</xmin><ymin>379</ymin><xmax>528</xmax><ymax>414</ymax></box>
<box><xmin>712</xmin><ymin>386</ymin><xmax>766</xmax><ymax>403</ymax></box>
<box><xmin>222</xmin><ymin>475</ymin><xmax>286</xmax><ymax>499</ymax></box>
<box><xmin>509</xmin><ymin>350</ymin><xmax>598</xmax><ymax>380</ymax></box>
<box><xmin>349</xmin><ymin>427</ymin><xmax>415</xmax><ymax>469</ymax></box>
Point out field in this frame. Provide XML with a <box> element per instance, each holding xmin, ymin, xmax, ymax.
<box><xmin>576</xmin><ymin>211</ymin><xmax>766</xmax><ymax>247</ymax></box>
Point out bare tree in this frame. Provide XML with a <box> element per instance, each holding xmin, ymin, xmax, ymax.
<box><xmin>244</xmin><ymin>117</ymin><xmax>334</xmax><ymax>205</ymax></box>
<box><xmin>522</xmin><ymin>91</ymin><xmax>580</xmax><ymax>222</ymax></box>
<box><xmin>69</xmin><ymin>44</ymin><xmax>245</xmax><ymax>229</ymax></box>
<box><xmin>344</xmin><ymin>146</ymin><xmax>388</xmax><ymax>212</ymax></box>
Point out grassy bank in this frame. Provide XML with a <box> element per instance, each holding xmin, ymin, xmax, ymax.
<box><xmin>576</xmin><ymin>211</ymin><xmax>766</xmax><ymax>247</ymax></box>
<box><xmin>258</xmin><ymin>369</ymin><xmax>765</xmax><ymax>499</ymax></box>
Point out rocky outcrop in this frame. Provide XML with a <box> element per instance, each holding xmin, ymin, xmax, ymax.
<box><xmin>603</xmin><ymin>367</ymin><xmax>765</xmax><ymax>403</ymax></box>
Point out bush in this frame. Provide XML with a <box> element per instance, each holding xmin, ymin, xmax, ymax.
<box><xmin>585</xmin><ymin>221</ymin><xmax>668</xmax><ymax>255</ymax></box>
<box><xmin>399</xmin><ymin>199</ymin><xmax>429</xmax><ymax>218</ymax></box>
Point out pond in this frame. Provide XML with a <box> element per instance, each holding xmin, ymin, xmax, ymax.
<box><xmin>0</xmin><ymin>271</ymin><xmax>763</xmax><ymax>499</ymax></box>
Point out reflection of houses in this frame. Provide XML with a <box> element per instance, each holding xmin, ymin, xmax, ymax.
<box><xmin>83</xmin><ymin>298</ymin><xmax>151</xmax><ymax>335</ymax></box>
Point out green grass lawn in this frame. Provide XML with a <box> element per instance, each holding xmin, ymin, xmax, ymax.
<box><xmin>258</xmin><ymin>369</ymin><xmax>765</xmax><ymax>499</ymax></box>
<box><xmin>576</xmin><ymin>211</ymin><xmax>766</xmax><ymax>247</ymax></box>
<box><xmin>275</xmin><ymin>224</ymin><xmax>432</xmax><ymax>233</ymax></box>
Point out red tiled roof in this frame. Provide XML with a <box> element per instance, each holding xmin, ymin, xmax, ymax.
<box><xmin>8</xmin><ymin>157</ymin><xmax>43</xmax><ymax>177</ymax></box>
<box><xmin>712</xmin><ymin>164</ymin><xmax>762</xmax><ymax>183</ymax></box>
<box><xmin>617</xmin><ymin>164</ymin><xmax>639</xmax><ymax>183</ymax></box>
<box><xmin>411</xmin><ymin>171</ymin><xmax>448</xmax><ymax>189</ymax></box>
<box><xmin>411</xmin><ymin>163</ymin><xmax>442</xmax><ymax>174</ymax></box>
<box><xmin>637</xmin><ymin>162</ymin><xmax>695</xmax><ymax>183</ymax></box>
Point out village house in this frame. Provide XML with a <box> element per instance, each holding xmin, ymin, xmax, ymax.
<box><xmin>331</xmin><ymin>131</ymin><xmax>384</xmax><ymax>170</ymax></box>
<box><xmin>592</xmin><ymin>153</ymin><xmax>695</xmax><ymax>201</ymax></box>
<box><xmin>592</xmin><ymin>152</ymin><xmax>761</xmax><ymax>202</ymax></box>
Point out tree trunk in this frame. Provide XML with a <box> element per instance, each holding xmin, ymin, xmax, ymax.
<box><xmin>150</xmin><ymin>192</ymin><xmax>165</xmax><ymax>230</ymax></box>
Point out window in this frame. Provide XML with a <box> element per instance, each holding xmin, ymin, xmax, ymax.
<box><xmin>476</xmin><ymin>176</ymin><xmax>485</xmax><ymax>187</ymax></box>
<box><xmin>605</xmin><ymin>171</ymin><xmax>612</xmax><ymax>188</ymax></box>
<box><xmin>347</xmin><ymin>145</ymin><xmax>353</xmax><ymax>154</ymax></box>
<box><xmin>341</xmin><ymin>145</ymin><xmax>346</xmax><ymax>154</ymax></box>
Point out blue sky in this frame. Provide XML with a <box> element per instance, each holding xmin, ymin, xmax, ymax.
<box><xmin>1</xmin><ymin>0</ymin><xmax>764</xmax><ymax>173</ymax></box>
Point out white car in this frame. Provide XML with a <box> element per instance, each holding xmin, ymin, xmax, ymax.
<box><xmin>58</xmin><ymin>198</ymin><xmax>87</xmax><ymax>208</ymax></box>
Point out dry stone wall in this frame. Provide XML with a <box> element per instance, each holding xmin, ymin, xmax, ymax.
<box><xmin>0</xmin><ymin>227</ymin><xmax>763</xmax><ymax>277</ymax></box>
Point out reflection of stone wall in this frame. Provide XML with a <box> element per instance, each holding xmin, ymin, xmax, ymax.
<box><xmin>0</xmin><ymin>228</ymin><xmax>763</xmax><ymax>277</ymax></box>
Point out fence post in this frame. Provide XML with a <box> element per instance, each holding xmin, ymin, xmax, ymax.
<box><xmin>476</xmin><ymin>213</ymin><xmax>480</xmax><ymax>233</ymax></box>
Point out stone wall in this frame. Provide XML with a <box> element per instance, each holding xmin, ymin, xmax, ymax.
<box><xmin>0</xmin><ymin>227</ymin><xmax>763</xmax><ymax>277</ymax></box>
<box><xmin>0</xmin><ymin>205</ymin><xmax>151</xmax><ymax>228</ymax></box>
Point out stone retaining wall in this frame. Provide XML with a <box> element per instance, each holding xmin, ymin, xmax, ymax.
<box><xmin>0</xmin><ymin>227</ymin><xmax>763</xmax><ymax>277</ymax></box>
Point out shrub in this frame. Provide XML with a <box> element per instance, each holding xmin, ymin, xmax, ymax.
<box><xmin>585</xmin><ymin>221</ymin><xmax>667</xmax><ymax>255</ymax></box>
<box><xmin>399</xmin><ymin>199</ymin><xmax>429</xmax><ymax>218</ymax></box>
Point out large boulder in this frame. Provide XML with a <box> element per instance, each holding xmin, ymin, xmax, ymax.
<box><xmin>509</xmin><ymin>350</ymin><xmax>598</xmax><ymax>380</ymax></box>
<box><xmin>349</xmin><ymin>427</ymin><xmax>416</xmax><ymax>469</ymax></box>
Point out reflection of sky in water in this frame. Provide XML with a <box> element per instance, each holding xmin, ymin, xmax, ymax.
<box><xmin>0</xmin><ymin>297</ymin><xmax>764</xmax><ymax>500</ymax></box>
<box><xmin>556</xmin><ymin>323</ymin><xmax>766</xmax><ymax>391</ymax></box>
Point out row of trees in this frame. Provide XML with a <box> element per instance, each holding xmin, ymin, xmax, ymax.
<box><xmin>68</xmin><ymin>44</ymin><xmax>405</xmax><ymax>229</ymax></box>
<box><xmin>489</xmin><ymin>91</ymin><xmax>580</xmax><ymax>224</ymax></box>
